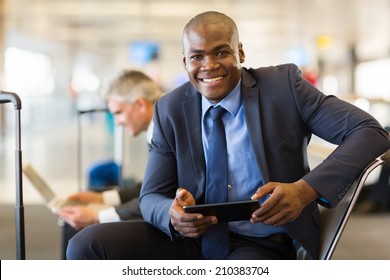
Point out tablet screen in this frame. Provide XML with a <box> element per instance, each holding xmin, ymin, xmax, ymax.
<box><xmin>183</xmin><ymin>200</ymin><xmax>260</xmax><ymax>222</ymax></box>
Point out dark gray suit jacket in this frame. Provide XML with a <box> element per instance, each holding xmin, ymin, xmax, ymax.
<box><xmin>140</xmin><ymin>63</ymin><xmax>390</xmax><ymax>259</ymax></box>
<box><xmin>114</xmin><ymin>183</ymin><xmax>142</xmax><ymax>220</ymax></box>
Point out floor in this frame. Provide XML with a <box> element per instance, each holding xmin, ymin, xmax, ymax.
<box><xmin>1</xmin><ymin>116</ymin><xmax>390</xmax><ymax>260</ymax></box>
<box><xmin>0</xmin><ymin>204</ymin><xmax>61</xmax><ymax>260</ymax></box>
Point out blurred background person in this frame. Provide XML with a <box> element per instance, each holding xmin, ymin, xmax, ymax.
<box><xmin>55</xmin><ymin>69</ymin><xmax>163</xmax><ymax>258</ymax></box>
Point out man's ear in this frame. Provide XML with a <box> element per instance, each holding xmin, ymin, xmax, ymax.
<box><xmin>134</xmin><ymin>97</ymin><xmax>147</xmax><ymax>111</ymax></box>
<box><xmin>238</xmin><ymin>42</ymin><xmax>245</xmax><ymax>63</ymax></box>
<box><xmin>182</xmin><ymin>56</ymin><xmax>187</xmax><ymax>68</ymax></box>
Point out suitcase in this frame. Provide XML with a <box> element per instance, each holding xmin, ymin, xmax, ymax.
<box><xmin>0</xmin><ymin>91</ymin><xmax>25</xmax><ymax>260</ymax></box>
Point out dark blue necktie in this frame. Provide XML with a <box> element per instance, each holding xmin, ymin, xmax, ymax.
<box><xmin>202</xmin><ymin>106</ymin><xmax>229</xmax><ymax>259</ymax></box>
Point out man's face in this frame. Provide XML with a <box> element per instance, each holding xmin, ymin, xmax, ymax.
<box><xmin>107</xmin><ymin>97</ymin><xmax>144</xmax><ymax>137</ymax></box>
<box><xmin>182</xmin><ymin>22</ymin><xmax>245</xmax><ymax>103</ymax></box>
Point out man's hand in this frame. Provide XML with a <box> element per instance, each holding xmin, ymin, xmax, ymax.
<box><xmin>169</xmin><ymin>188</ymin><xmax>216</xmax><ymax>238</ymax></box>
<box><xmin>68</xmin><ymin>192</ymin><xmax>104</xmax><ymax>204</ymax></box>
<box><xmin>55</xmin><ymin>206</ymin><xmax>99</xmax><ymax>230</ymax></box>
<box><xmin>250</xmin><ymin>179</ymin><xmax>320</xmax><ymax>227</ymax></box>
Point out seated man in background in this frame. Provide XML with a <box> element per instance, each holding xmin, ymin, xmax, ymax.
<box><xmin>55</xmin><ymin>69</ymin><xmax>163</xmax><ymax>249</ymax></box>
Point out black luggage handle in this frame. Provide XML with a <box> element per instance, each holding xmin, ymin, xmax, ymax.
<box><xmin>0</xmin><ymin>91</ymin><xmax>22</xmax><ymax>109</ymax></box>
<box><xmin>0</xmin><ymin>91</ymin><xmax>25</xmax><ymax>260</ymax></box>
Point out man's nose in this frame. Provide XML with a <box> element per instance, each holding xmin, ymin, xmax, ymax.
<box><xmin>114</xmin><ymin>116</ymin><xmax>122</xmax><ymax>126</ymax></box>
<box><xmin>201</xmin><ymin>56</ymin><xmax>219</xmax><ymax>70</ymax></box>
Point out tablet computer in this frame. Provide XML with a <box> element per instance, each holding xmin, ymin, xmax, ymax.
<box><xmin>183</xmin><ymin>200</ymin><xmax>260</xmax><ymax>223</ymax></box>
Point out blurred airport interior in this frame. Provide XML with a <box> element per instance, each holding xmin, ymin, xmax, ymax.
<box><xmin>0</xmin><ymin>0</ymin><xmax>389</xmax><ymax>259</ymax></box>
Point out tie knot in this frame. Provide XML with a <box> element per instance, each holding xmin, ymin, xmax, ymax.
<box><xmin>209</xmin><ymin>106</ymin><xmax>226</xmax><ymax>121</ymax></box>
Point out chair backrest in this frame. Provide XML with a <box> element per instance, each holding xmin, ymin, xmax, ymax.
<box><xmin>319</xmin><ymin>158</ymin><xmax>384</xmax><ymax>260</ymax></box>
<box><xmin>297</xmin><ymin>158</ymin><xmax>384</xmax><ymax>260</ymax></box>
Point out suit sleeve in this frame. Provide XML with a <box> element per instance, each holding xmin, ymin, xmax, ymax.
<box><xmin>139</xmin><ymin>99</ymin><xmax>179</xmax><ymax>238</ymax></box>
<box><xmin>107</xmin><ymin>183</ymin><xmax>142</xmax><ymax>220</ymax></box>
<box><xmin>288</xmin><ymin>64</ymin><xmax>390</xmax><ymax>207</ymax></box>
<box><xmin>117</xmin><ymin>182</ymin><xmax>142</xmax><ymax>203</ymax></box>
<box><xmin>114</xmin><ymin>198</ymin><xmax>143</xmax><ymax>220</ymax></box>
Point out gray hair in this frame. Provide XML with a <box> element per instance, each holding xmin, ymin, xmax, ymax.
<box><xmin>106</xmin><ymin>70</ymin><xmax>163</xmax><ymax>104</ymax></box>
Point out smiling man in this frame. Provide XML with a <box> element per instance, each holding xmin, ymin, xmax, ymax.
<box><xmin>181</xmin><ymin>13</ymin><xmax>244</xmax><ymax>103</ymax></box>
<box><xmin>66</xmin><ymin>11</ymin><xmax>390</xmax><ymax>260</ymax></box>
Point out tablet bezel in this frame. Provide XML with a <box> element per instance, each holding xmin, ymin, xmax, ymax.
<box><xmin>183</xmin><ymin>200</ymin><xmax>260</xmax><ymax>223</ymax></box>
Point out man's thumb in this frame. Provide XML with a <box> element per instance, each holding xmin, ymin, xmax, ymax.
<box><xmin>176</xmin><ymin>188</ymin><xmax>188</xmax><ymax>202</ymax></box>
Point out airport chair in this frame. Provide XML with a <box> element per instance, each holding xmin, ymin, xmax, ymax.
<box><xmin>297</xmin><ymin>158</ymin><xmax>384</xmax><ymax>260</ymax></box>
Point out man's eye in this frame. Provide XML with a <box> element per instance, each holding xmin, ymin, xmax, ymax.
<box><xmin>217</xmin><ymin>51</ymin><xmax>228</xmax><ymax>57</ymax></box>
<box><xmin>190</xmin><ymin>55</ymin><xmax>203</xmax><ymax>61</ymax></box>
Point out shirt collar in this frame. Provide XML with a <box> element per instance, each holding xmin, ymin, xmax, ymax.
<box><xmin>145</xmin><ymin>120</ymin><xmax>154</xmax><ymax>145</ymax></box>
<box><xmin>201</xmin><ymin>80</ymin><xmax>242</xmax><ymax>120</ymax></box>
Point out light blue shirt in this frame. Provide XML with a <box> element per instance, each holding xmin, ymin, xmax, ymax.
<box><xmin>201</xmin><ymin>81</ymin><xmax>284</xmax><ymax>237</ymax></box>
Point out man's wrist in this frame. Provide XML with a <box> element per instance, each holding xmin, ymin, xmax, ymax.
<box><xmin>296</xmin><ymin>179</ymin><xmax>320</xmax><ymax>204</ymax></box>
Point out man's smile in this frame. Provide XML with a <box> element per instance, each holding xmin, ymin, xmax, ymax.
<box><xmin>199</xmin><ymin>76</ymin><xmax>224</xmax><ymax>83</ymax></box>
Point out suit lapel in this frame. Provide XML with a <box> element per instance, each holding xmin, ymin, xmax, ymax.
<box><xmin>242</xmin><ymin>71</ymin><xmax>270</xmax><ymax>183</ymax></box>
<box><xmin>183</xmin><ymin>86</ymin><xmax>206</xmax><ymax>199</ymax></box>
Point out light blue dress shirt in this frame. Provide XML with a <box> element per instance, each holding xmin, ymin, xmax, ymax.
<box><xmin>201</xmin><ymin>81</ymin><xmax>284</xmax><ymax>237</ymax></box>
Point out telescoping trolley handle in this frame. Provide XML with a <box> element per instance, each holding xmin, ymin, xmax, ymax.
<box><xmin>0</xmin><ymin>90</ymin><xmax>25</xmax><ymax>260</ymax></box>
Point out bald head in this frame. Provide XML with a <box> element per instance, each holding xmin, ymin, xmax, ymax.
<box><xmin>182</xmin><ymin>11</ymin><xmax>239</xmax><ymax>47</ymax></box>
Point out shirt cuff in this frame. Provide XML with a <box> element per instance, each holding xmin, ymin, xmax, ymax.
<box><xmin>102</xmin><ymin>189</ymin><xmax>121</xmax><ymax>206</ymax></box>
<box><xmin>316</xmin><ymin>196</ymin><xmax>330</xmax><ymax>208</ymax></box>
<box><xmin>98</xmin><ymin>207</ymin><xmax>121</xmax><ymax>223</ymax></box>
<box><xmin>169</xmin><ymin>221</ymin><xmax>183</xmax><ymax>239</ymax></box>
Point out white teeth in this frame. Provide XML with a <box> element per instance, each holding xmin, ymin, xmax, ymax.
<box><xmin>202</xmin><ymin>76</ymin><xmax>223</xmax><ymax>83</ymax></box>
